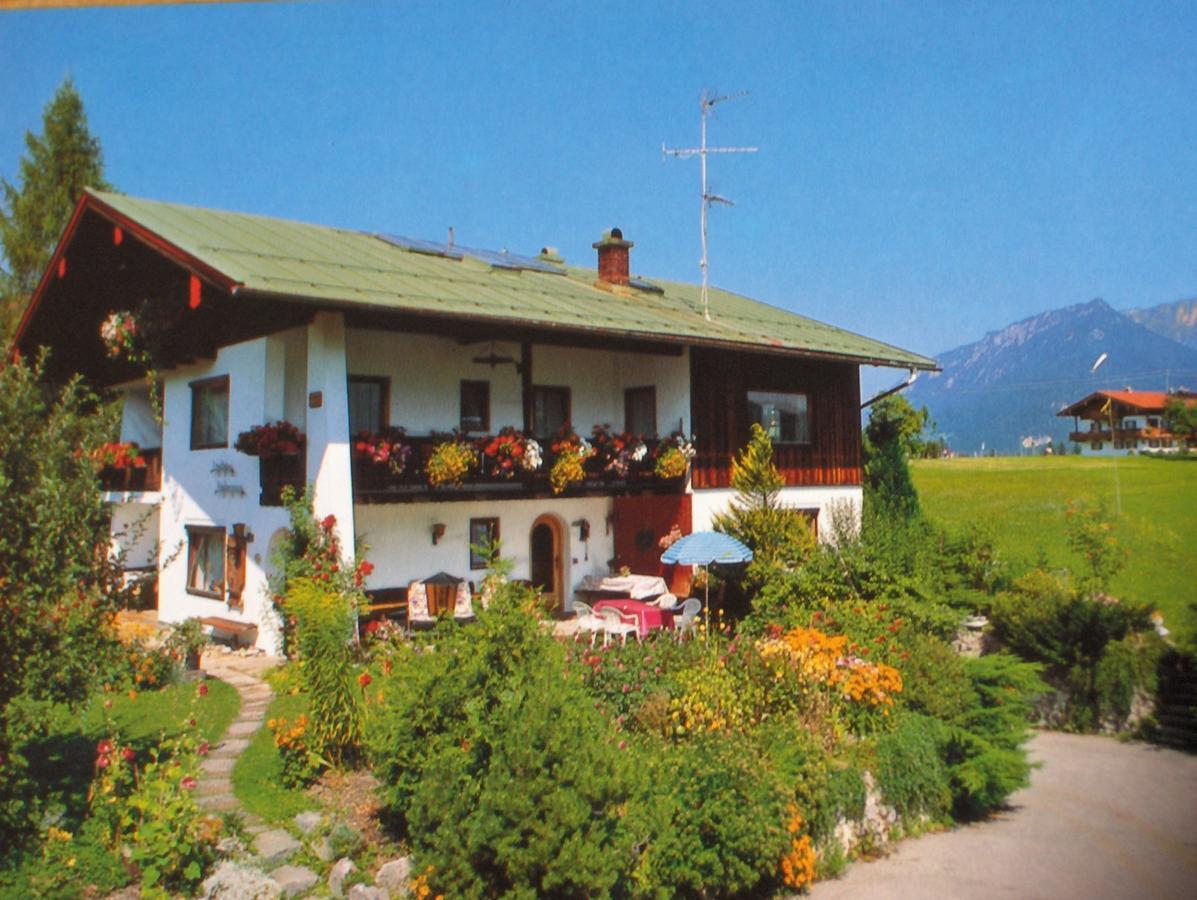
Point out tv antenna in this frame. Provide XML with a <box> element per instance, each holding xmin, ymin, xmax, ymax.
<box><xmin>664</xmin><ymin>89</ymin><xmax>758</xmax><ymax>320</ymax></box>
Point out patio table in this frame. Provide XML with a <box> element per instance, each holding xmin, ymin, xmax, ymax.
<box><xmin>594</xmin><ymin>598</ymin><xmax>674</xmax><ymax>637</ymax></box>
<box><xmin>577</xmin><ymin>574</ymin><xmax>668</xmax><ymax>600</ymax></box>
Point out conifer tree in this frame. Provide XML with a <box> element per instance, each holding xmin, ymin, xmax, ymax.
<box><xmin>0</xmin><ymin>78</ymin><xmax>112</xmax><ymax>339</ymax></box>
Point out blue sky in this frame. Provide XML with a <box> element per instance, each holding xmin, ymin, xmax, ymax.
<box><xmin>3</xmin><ymin>0</ymin><xmax>1195</xmax><ymax>388</ymax></box>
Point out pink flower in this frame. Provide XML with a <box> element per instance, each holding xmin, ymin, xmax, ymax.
<box><xmin>181</xmin><ymin>776</ymin><xmax>198</xmax><ymax>791</ymax></box>
<box><xmin>122</xmin><ymin>747</ymin><xmax>135</xmax><ymax>762</ymax></box>
<box><xmin>96</xmin><ymin>755</ymin><xmax>110</xmax><ymax>769</ymax></box>
<box><xmin>197</xmin><ymin>741</ymin><xmax>209</xmax><ymax>757</ymax></box>
<box><xmin>618</xmin><ymin>740</ymin><xmax>627</xmax><ymax>750</ymax></box>
<box><xmin>622</xmin><ymin>684</ymin><xmax>630</xmax><ymax>693</ymax></box>
<box><xmin>321</xmin><ymin>514</ymin><xmax>337</xmax><ymax>531</ymax></box>
<box><xmin>197</xmin><ymin>683</ymin><xmax>209</xmax><ymax>697</ymax></box>
<box><xmin>358</xmin><ymin>672</ymin><xmax>373</xmax><ymax>687</ymax></box>
<box><xmin>97</xmin><ymin>740</ymin><xmax>113</xmax><ymax>755</ymax></box>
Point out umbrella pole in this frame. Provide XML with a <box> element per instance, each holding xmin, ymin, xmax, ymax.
<box><xmin>703</xmin><ymin>565</ymin><xmax>709</xmax><ymax>644</ymax></box>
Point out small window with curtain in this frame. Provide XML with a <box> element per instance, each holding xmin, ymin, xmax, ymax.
<box><xmin>190</xmin><ymin>376</ymin><xmax>229</xmax><ymax>449</ymax></box>
<box><xmin>460</xmin><ymin>380</ymin><xmax>490</xmax><ymax>432</ymax></box>
<box><xmin>186</xmin><ymin>525</ymin><xmax>226</xmax><ymax>599</ymax></box>
<box><xmin>469</xmin><ymin>518</ymin><xmax>500</xmax><ymax>569</ymax></box>
<box><xmin>532</xmin><ymin>386</ymin><xmax>570</xmax><ymax>438</ymax></box>
<box><xmin>348</xmin><ymin>376</ymin><xmax>388</xmax><ymax>434</ymax></box>
<box><xmin>624</xmin><ymin>386</ymin><xmax>657</xmax><ymax>437</ymax></box>
<box><xmin>747</xmin><ymin>391</ymin><xmax>810</xmax><ymax>444</ymax></box>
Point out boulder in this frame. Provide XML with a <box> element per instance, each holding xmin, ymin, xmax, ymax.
<box><xmin>347</xmin><ymin>885</ymin><xmax>390</xmax><ymax>900</ymax></box>
<box><xmin>375</xmin><ymin>856</ymin><xmax>411</xmax><ymax>896</ymax></box>
<box><xmin>271</xmin><ymin>864</ymin><xmax>319</xmax><ymax>898</ymax></box>
<box><xmin>329</xmin><ymin>857</ymin><xmax>357</xmax><ymax>898</ymax></box>
<box><xmin>253</xmin><ymin>828</ymin><xmax>302</xmax><ymax>867</ymax></box>
<box><xmin>294</xmin><ymin>810</ymin><xmax>324</xmax><ymax>835</ymax></box>
<box><xmin>200</xmin><ymin>860</ymin><xmax>281</xmax><ymax>899</ymax></box>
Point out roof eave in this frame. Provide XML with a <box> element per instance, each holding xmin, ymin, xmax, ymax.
<box><xmin>232</xmin><ymin>285</ymin><xmax>940</xmax><ymax>371</ymax></box>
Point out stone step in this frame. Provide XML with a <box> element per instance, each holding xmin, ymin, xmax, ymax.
<box><xmin>197</xmin><ymin>777</ymin><xmax>233</xmax><ymax>796</ymax></box>
<box><xmin>226</xmin><ymin>720</ymin><xmax>264</xmax><ymax>738</ymax></box>
<box><xmin>200</xmin><ymin>756</ymin><xmax>237</xmax><ymax>776</ymax></box>
<box><xmin>198</xmin><ymin>793</ymin><xmax>239</xmax><ymax>812</ymax></box>
<box><xmin>213</xmin><ymin>737</ymin><xmax>251</xmax><ymax>754</ymax></box>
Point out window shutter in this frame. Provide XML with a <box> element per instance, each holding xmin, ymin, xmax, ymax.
<box><xmin>226</xmin><ymin>524</ymin><xmax>250</xmax><ymax>607</ymax></box>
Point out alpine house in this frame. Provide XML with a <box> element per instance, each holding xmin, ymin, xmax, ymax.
<box><xmin>13</xmin><ymin>190</ymin><xmax>937</xmax><ymax>651</ymax></box>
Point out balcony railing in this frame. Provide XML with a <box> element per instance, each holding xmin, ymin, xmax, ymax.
<box><xmin>99</xmin><ymin>448</ymin><xmax>162</xmax><ymax>493</ymax></box>
<box><xmin>259</xmin><ymin>454</ymin><xmax>305</xmax><ymax>506</ymax></box>
<box><xmin>352</xmin><ymin>435</ymin><xmax>684</xmax><ymax>504</ymax></box>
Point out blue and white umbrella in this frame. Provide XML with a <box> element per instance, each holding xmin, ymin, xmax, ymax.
<box><xmin>660</xmin><ymin>531</ymin><xmax>753</xmax><ymax>635</ymax></box>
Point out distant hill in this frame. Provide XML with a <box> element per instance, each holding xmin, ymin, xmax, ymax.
<box><xmin>907</xmin><ymin>298</ymin><xmax>1197</xmax><ymax>454</ymax></box>
<box><xmin>1125</xmin><ymin>298</ymin><xmax>1197</xmax><ymax>349</ymax></box>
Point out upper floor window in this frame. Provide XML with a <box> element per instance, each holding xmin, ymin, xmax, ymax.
<box><xmin>349</xmin><ymin>375</ymin><xmax>388</xmax><ymax>434</ymax></box>
<box><xmin>747</xmin><ymin>390</ymin><xmax>809</xmax><ymax>444</ymax></box>
<box><xmin>624</xmin><ymin>386</ymin><xmax>657</xmax><ymax>437</ymax></box>
<box><xmin>532</xmin><ymin>386</ymin><xmax>570</xmax><ymax>438</ymax></box>
<box><xmin>460</xmin><ymin>380</ymin><xmax>491</xmax><ymax>432</ymax></box>
<box><xmin>186</xmin><ymin>525</ymin><xmax>225</xmax><ymax>598</ymax></box>
<box><xmin>190</xmin><ymin>375</ymin><xmax>229</xmax><ymax>449</ymax></box>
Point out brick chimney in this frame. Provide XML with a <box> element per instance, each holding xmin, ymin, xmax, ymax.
<box><xmin>593</xmin><ymin>227</ymin><xmax>633</xmax><ymax>286</ymax></box>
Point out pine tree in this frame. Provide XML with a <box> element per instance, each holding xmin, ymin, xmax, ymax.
<box><xmin>1</xmin><ymin>78</ymin><xmax>112</xmax><ymax>339</ymax></box>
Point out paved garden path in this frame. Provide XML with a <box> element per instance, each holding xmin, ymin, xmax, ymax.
<box><xmin>195</xmin><ymin>651</ymin><xmax>282</xmax><ymax>831</ymax></box>
<box><xmin>809</xmin><ymin>731</ymin><xmax>1197</xmax><ymax>899</ymax></box>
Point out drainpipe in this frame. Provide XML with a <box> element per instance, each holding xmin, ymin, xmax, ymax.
<box><xmin>860</xmin><ymin>369</ymin><xmax>919</xmax><ymax>410</ymax></box>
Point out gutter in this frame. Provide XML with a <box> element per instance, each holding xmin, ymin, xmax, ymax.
<box><xmin>860</xmin><ymin>369</ymin><xmax>920</xmax><ymax>409</ymax></box>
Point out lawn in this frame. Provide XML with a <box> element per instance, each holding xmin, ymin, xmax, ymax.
<box><xmin>0</xmin><ymin>676</ymin><xmax>239</xmax><ymax>896</ymax></box>
<box><xmin>912</xmin><ymin>455</ymin><xmax>1197</xmax><ymax>642</ymax></box>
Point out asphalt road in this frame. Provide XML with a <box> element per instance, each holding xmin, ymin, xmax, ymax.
<box><xmin>808</xmin><ymin>731</ymin><xmax>1197</xmax><ymax>900</ymax></box>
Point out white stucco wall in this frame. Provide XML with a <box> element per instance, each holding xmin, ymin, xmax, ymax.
<box><xmin>356</xmin><ymin>495</ymin><xmax>613</xmax><ymax>607</ymax></box>
<box><xmin>154</xmin><ymin>336</ymin><xmax>292</xmax><ymax>652</ymax></box>
<box><xmin>111</xmin><ymin>502</ymin><xmax>160</xmax><ymax>569</ymax></box>
<box><xmin>690</xmin><ymin>485</ymin><xmax>863</xmax><ymax>542</ymax></box>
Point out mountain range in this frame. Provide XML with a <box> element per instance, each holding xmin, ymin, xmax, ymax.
<box><xmin>905</xmin><ymin>298</ymin><xmax>1197</xmax><ymax>454</ymax></box>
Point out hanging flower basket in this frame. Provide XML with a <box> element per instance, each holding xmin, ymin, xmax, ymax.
<box><xmin>548</xmin><ymin>426</ymin><xmax>595</xmax><ymax>494</ymax></box>
<box><xmin>426</xmin><ymin>439</ymin><xmax>479</xmax><ymax>488</ymax></box>
<box><xmin>482</xmin><ymin>427</ymin><xmax>542</xmax><ymax>479</ymax></box>
<box><xmin>653</xmin><ymin>432</ymin><xmax>696</xmax><ymax>480</ymax></box>
<box><xmin>353</xmin><ymin>427</ymin><xmax>412</xmax><ymax>474</ymax></box>
<box><xmin>99</xmin><ymin>310</ymin><xmax>140</xmax><ymax>360</ymax></box>
<box><xmin>90</xmin><ymin>441</ymin><xmax>147</xmax><ymax>470</ymax></box>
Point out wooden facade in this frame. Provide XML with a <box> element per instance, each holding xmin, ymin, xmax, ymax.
<box><xmin>689</xmin><ymin>347</ymin><xmax>863</xmax><ymax>489</ymax></box>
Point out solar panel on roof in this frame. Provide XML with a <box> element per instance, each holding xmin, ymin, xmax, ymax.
<box><xmin>375</xmin><ymin>233</ymin><xmax>564</xmax><ymax>275</ymax></box>
<box><xmin>628</xmin><ymin>276</ymin><xmax>665</xmax><ymax>294</ymax></box>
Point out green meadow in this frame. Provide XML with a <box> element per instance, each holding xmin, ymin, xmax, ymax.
<box><xmin>911</xmin><ymin>455</ymin><xmax>1197</xmax><ymax>643</ymax></box>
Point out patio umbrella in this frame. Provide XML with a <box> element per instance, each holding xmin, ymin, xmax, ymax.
<box><xmin>660</xmin><ymin>531</ymin><xmax>753</xmax><ymax>636</ymax></box>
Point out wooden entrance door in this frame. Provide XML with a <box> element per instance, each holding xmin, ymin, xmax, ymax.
<box><xmin>529</xmin><ymin>516</ymin><xmax>563</xmax><ymax>611</ymax></box>
<box><xmin>612</xmin><ymin>493</ymin><xmax>694</xmax><ymax>594</ymax></box>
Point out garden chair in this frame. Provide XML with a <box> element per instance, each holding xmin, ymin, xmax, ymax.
<box><xmin>406</xmin><ymin>580</ymin><xmax>434</xmax><ymax>632</ymax></box>
<box><xmin>599</xmin><ymin>605</ymin><xmax>640</xmax><ymax>647</ymax></box>
<box><xmin>673</xmin><ymin>598</ymin><xmax>703</xmax><ymax>641</ymax></box>
<box><xmin>571</xmin><ymin>600</ymin><xmax>604</xmax><ymax>646</ymax></box>
<box><xmin>453</xmin><ymin>580</ymin><xmax>476</xmax><ymax>622</ymax></box>
<box><xmin>653</xmin><ymin>592</ymin><xmax>678</xmax><ymax>610</ymax></box>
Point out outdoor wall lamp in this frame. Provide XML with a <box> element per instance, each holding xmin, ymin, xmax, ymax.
<box><xmin>431</xmin><ymin>523</ymin><xmax>446</xmax><ymax>545</ymax></box>
<box><xmin>572</xmin><ymin>518</ymin><xmax>591</xmax><ymax>542</ymax></box>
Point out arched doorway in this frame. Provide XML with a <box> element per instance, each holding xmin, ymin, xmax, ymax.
<box><xmin>529</xmin><ymin>514</ymin><xmax>565</xmax><ymax>612</ymax></box>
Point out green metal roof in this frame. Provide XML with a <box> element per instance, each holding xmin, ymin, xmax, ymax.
<box><xmin>86</xmin><ymin>189</ymin><xmax>937</xmax><ymax>370</ymax></box>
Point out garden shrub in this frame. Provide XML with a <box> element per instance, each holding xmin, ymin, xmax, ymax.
<box><xmin>1094</xmin><ymin>632</ymin><xmax>1163</xmax><ymax>726</ymax></box>
<box><xmin>284</xmin><ymin>577</ymin><xmax>363</xmax><ymax>766</ymax></box>
<box><xmin>872</xmin><ymin>712</ymin><xmax>951</xmax><ymax>820</ymax></box>
<box><xmin>631</xmin><ymin>733</ymin><xmax>792</xmax><ymax>899</ymax></box>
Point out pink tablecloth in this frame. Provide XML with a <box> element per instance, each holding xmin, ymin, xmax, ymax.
<box><xmin>594</xmin><ymin>599</ymin><xmax>675</xmax><ymax>637</ymax></box>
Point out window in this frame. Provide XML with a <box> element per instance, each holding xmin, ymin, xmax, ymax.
<box><xmin>349</xmin><ymin>376</ymin><xmax>388</xmax><ymax>434</ymax></box>
<box><xmin>460</xmin><ymin>380</ymin><xmax>491</xmax><ymax>432</ymax></box>
<box><xmin>469</xmin><ymin>518</ymin><xmax>500</xmax><ymax>569</ymax></box>
<box><xmin>532</xmin><ymin>386</ymin><xmax>570</xmax><ymax>438</ymax></box>
<box><xmin>190</xmin><ymin>376</ymin><xmax>229</xmax><ymax>449</ymax></box>
<box><xmin>747</xmin><ymin>391</ymin><xmax>809</xmax><ymax>444</ymax></box>
<box><xmin>186</xmin><ymin>526</ymin><xmax>225</xmax><ymax>598</ymax></box>
<box><xmin>624</xmin><ymin>386</ymin><xmax>657</xmax><ymax>437</ymax></box>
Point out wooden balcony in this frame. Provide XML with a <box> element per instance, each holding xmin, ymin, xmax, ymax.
<box><xmin>352</xmin><ymin>435</ymin><xmax>684</xmax><ymax>505</ymax></box>
<box><xmin>99</xmin><ymin>448</ymin><xmax>162</xmax><ymax>493</ymax></box>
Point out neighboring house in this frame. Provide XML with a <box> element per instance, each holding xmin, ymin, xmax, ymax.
<box><xmin>13</xmin><ymin>189</ymin><xmax>937</xmax><ymax>652</ymax></box>
<box><xmin>1058</xmin><ymin>389</ymin><xmax>1197</xmax><ymax>456</ymax></box>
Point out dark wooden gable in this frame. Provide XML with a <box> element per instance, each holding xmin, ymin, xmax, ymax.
<box><xmin>690</xmin><ymin>347</ymin><xmax>862</xmax><ymax>489</ymax></box>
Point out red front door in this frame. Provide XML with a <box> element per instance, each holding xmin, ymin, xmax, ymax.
<box><xmin>611</xmin><ymin>494</ymin><xmax>692</xmax><ymax>588</ymax></box>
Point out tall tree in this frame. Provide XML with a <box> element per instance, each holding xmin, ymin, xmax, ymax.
<box><xmin>0</xmin><ymin>78</ymin><xmax>112</xmax><ymax>339</ymax></box>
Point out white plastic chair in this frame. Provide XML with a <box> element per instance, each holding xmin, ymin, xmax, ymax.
<box><xmin>571</xmin><ymin>600</ymin><xmax>604</xmax><ymax>646</ymax></box>
<box><xmin>654</xmin><ymin>592</ymin><xmax>678</xmax><ymax>610</ymax></box>
<box><xmin>453</xmin><ymin>580</ymin><xmax>475</xmax><ymax>621</ymax></box>
<box><xmin>673</xmin><ymin>598</ymin><xmax>703</xmax><ymax>641</ymax></box>
<box><xmin>599</xmin><ymin>605</ymin><xmax>641</xmax><ymax>647</ymax></box>
<box><xmin>406</xmin><ymin>580</ymin><xmax>434</xmax><ymax>632</ymax></box>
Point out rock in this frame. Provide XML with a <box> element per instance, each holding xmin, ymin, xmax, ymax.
<box><xmin>347</xmin><ymin>885</ymin><xmax>390</xmax><ymax>900</ymax></box>
<box><xmin>313</xmin><ymin>835</ymin><xmax>335</xmax><ymax>863</ymax></box>
<box><xmin>375</xmin><ymin>856</ymin><xmax>412</xmax><ymax>896</ymax></box>
<box><xmin>329</xmin><ymin>857</ymin><xmax>357</xmax><ymax>898</ymax></box>
<box><xmin>254</xmin><ymin>828</ymin><xmax>302</xmax><ymax>867</ymax></box>
<box><xmin>293</xmin><ymin>810</ymin><xmax>324</xmax><ymax>835</ymax></box>
<box><xmin>271</xmin><ymin>864</ymin><xmax>319</xmax><ymax>897</ymax></box>
<box><xmin>200</xmin><ymin>860</ymin><xmax>281</xmax><ymax>899</ymax></box>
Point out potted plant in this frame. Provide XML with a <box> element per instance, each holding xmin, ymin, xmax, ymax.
<box><xmin>90</xmin><ymin>440</ymin><xmax>147</xmax><ymax>470</ymax></box>
<box><xmin>653</xmin><ymin>432</ymin><xmax>696</xmax><ymax>480</ymax></box>
<box><xmin>548</xmin><ymin>426</ymin><xmax>595</xmax><ymax>494</ymax></box>
<box><xmin>99</xmin><ymin>310</ymin><xmax>140</xmax><ymax>360</ymax></box>
<box><xmin>482</xmin><ymin>426</ymin><xmax>542</xmax><ymax>480</ymax></box>
<box><xmin>353</xmin><ymin>426</ymin><xmax>413</xmax><ymax>492</ymax></box>
<box><xmin>165</xmin><ymin>617</ymin><xmax>208</xmax><ymax>678</ymax></box>
<box><xmin>589</xmin><ymin>424</ymin><xmax>648</xmax><ymax>479</ymax></box>
<box><xmin>426</xmin><ymin>437</ymin><xmax>479</xmax><ymax>488</ymax></box>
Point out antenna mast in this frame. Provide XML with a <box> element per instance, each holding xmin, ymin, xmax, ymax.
<box><xmin>664</xmin><ymin>89</ymin><xmax>758</xmax><ymax>320</ymax></box>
